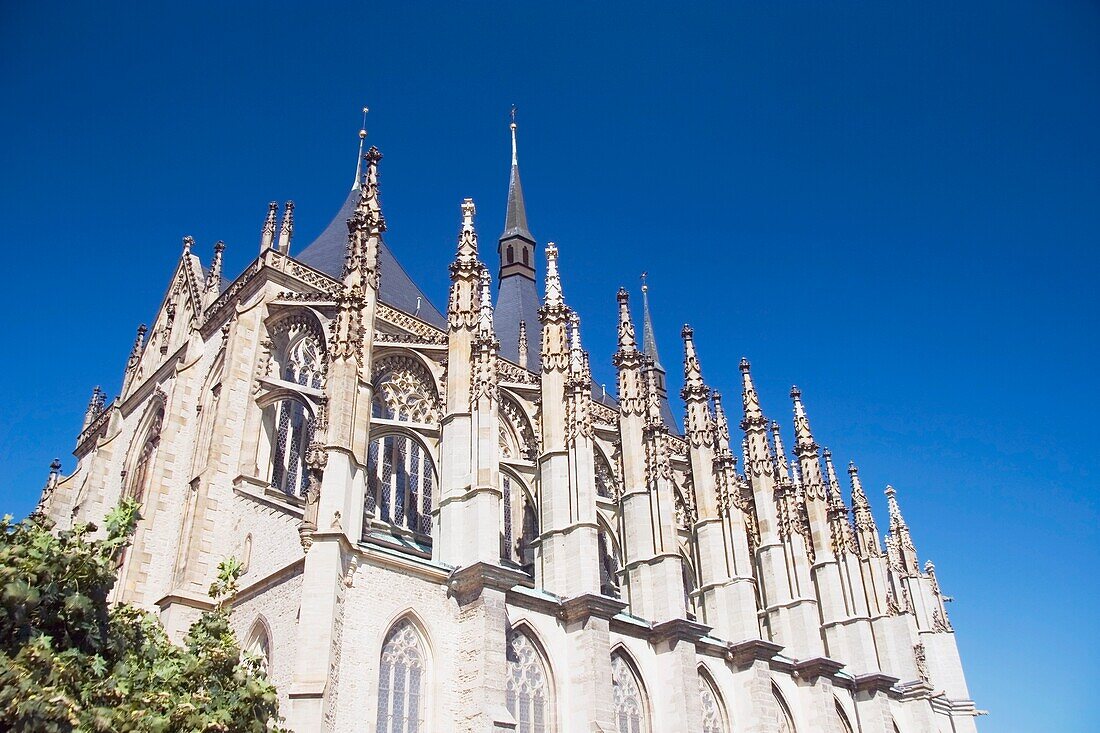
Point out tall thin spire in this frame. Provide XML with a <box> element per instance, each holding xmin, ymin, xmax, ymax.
<box><xmin>640</xmin><ymin>273</ymin><xmax>663</xmax><ymax>371</ymax></box>
<box><xmin>848</xmin><ymin>462</ymin><xmax>881</xmax><ymax>557</ymax></box>
<box><xmin>259</xmin><ymin>202</ymin><xmax>277</xmax><ymax>253</ymax></box>
<box><xmin>352</xmin><ymin>107</ymin><xmax>368</xmax><ymax>190</ymax></box>
<box><xmin>886</xmin><ymin>485</ymin><xmax>920</xmax><ymax>574</ymax></box>
<box><xmin>495</xmin><ymin>106</ymin><xmax>541</xmax><ymax>366</ymax></box>
<box><xmin>277</xmin><ymin>201</ymin><xmax>294</xmax><ymax>254</ymax></box>
<box><xmin>639</xmin><ymin>273</ymin><xmax>677</xmax><ymax>431</ymax></box>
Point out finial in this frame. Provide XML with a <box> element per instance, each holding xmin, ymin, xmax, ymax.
<box><xmin>462</xmin><ymin>197</ymin><xmax>476</xmax><ymax>229</ymax></box>
<box><xmin>613</xmin><ymin>287</ymin><xmax>639</xmax><ymax>360</ymax></box>
<box><xmin>259</xmin><ymin>202</ymin><xmax>278</xmax><ymax>252</ymax></box>
<box><xmin>49</xmin><ymin>458</ymin><xmax>61</xmax><ymax>476</ymax></box>
<box><xmin>277</xmin><ymin>201</ymin><xmax>295</xmax><ymax>254</ymax></box>
<box><xmin>740</xmin><ymin>357</ymin><xmax>750</xmax><ymax>373</ymax></box>
<box><xmin>641</xmin><ymin>271</ymin><xmax>648</xmax><ymax>293</ymax></box>
<box><xmin>478</xmin><ymin>266</ymin><xmax>494</xmax><ymax>335</ymax></box>
<box><xmin>544</xmin><ymin>242</ymin><xmax>563</xmax><ymax>307</ymax></box>
<box><xmin>518</xmin><ymin>320</ymin><xmax>529</xmax><ymax>369</ymax></box>
<box><xmin>182</xmin><ymin>235</ymin><xmax>193</xmax><ymax>254</ymax></box>
<box><xmin>510</xmin><ymin>105</ymin><xmax>518</xmax><ymax>166</ymax></box>
<box><xmin>353</xmin><ymin>106</ymin><xmax>369</xmax><ymax>190</ymax></box>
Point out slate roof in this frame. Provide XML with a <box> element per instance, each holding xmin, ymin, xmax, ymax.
<box><xmin>295</xmin><ymin>187</ymin><xmax>447</xmax><ymax>329</ymax></box>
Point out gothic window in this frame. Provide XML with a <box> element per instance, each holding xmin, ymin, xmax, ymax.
<box><xmin>365</xmin><ymin>433</ymin><xmax>435</xmax><ymax>536</ymax></box>
<box><xmin>282</xmin><ymin>333</ymin><xmax>324</xmax><ymax>388</ymax></box>
<box><xmin>501</xmin><ymin>473</ymin><xmax>537</xmax><ymax>571</ymax></box>
<box><xmin>773</xmin><ymin>686</ymin><xmax>796</xmax><ymax>733</ymax></box>
<box><xmin>506</xmin><ymin>629</ymin><xmax>552</xmax><ymax>733</ymax></box>
<box><xmin>376</xmin><ymin>619</ymin><xmax>427</xmax><ymax>733</ymax></box>
<box><xmin>522</xmin><ymin>247</ymin><xmax>529</xmax><ymax>266</ymax></box>
<box><xmin>699</xmin><ymin>672</ymin><xmax>726</xmax><ymax>733</ymax></box>
<box><xmin>598</xmin><ymin>528</ymin><xmax>621</xmax><ymax>598</ymax></box>
<box><xmin>595</xmin><ymin>450</ymin><xmax>617</xmax><ymax>499</ymax></box>
<box><xmin>126</xmin><ymin>407</ymin><xmax>164</xmax><ymax>505</ymax></box>
<box><xmin>682</xmin><ymin>555</ymin><xmax>698</xmax><ymax>620</ymax></box>
<box><xmin>267</xmin><ymin>398</ymin><xmax>314</xmax><ymax>497</ymax></box>
<box><xmin>507</xmin><ymin>245</ymin><xmax>515</xmax><ymax>264</ymax></box>
<box><xmin>834</xmin><ymin>700</ymin><xmax>854</xmax><ymax>733</ymax></box>
<box><xmin>372</xmin><ymin>356</ymin><xmax>441</xmax><ymax>425</ymax></box>
<box><xmin>611</xmin><ymin>652</ymin><xmax>648</xmax><ymax>733</ymax></box>
<box><xmin>244</xmin><ymin>619</ymin><xmax>271</xmax><ymax>674</ymax></box>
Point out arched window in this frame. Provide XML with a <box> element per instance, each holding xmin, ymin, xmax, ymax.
<box><xmin>598</xmin><ymin>528</ymin><xmax>621</xmax><ymax>598</ymax></box>
<box><xmin>682</xmin><ymin>554</ymin><xmax>698</xmax><ymax>620</ymax></box>
<box><xmin>506</xmin><ymin>629</ymin><xmax>552</xmax><ymax>733</ymax></box>
<box><xmin>507</xmin><ymin>245</ymin><xmax>515</xmax><ymax>264</ymax></box>
<box><xmin>376</xmin><ymin>619</ymin><xmax>427</xmax><ymax>733</ymax></box>
<box><xmin>501</xmin><ymin>473</ymin><xmax>538</xmax><ymax>570</ymax></box>
<box><xmin>126</xmin><ymin>406</ymin><xmax>164</xmax><ymax>505</ymax></box>
<box><xmin>522</xmin><ymin>247</ymin><xmax>529</xmax><ymax>266</ymax></box>
<box><xmin>282</xmin><ymin>333</ymin><xmax>324</xmax><ymax>388</ymax></box>
<box><xmin>700</xmin><ymin>671</ymin><xmax>726</xmax><ymax>733</ymax></box>
<box><xmin>372</xmin><ymin>356</ymin><xmax>441</xmax><ymax>424</ymax></box>
<box><xmin>595</xmin><ymin>450</ymin><xmax>617</xmax><ymax>499</ymax></box>
<box><xmin>611</xmin><ymin>652</ymin><xmax>648</xmax><ymax>733</ymax></box>
<box><xmin>244</xmin><ymin>619</ymin><xmax>271</xmax><ymax>674</ymax></box>
<box><xmin>773</xmin><ymin>685</ymin><xmax>796</xmax><ymax>733</ymax></box>
<box><xmin>834</xmin><ymin>700</ymin><xmax>855</xmax><ymax>733</ymax></box>
<box><xmin>267</xmin><ymin>398</ymin><xmax>314</xmax><ymax>497</ymax></box>
<box><xmin>365</xmin><ymin>434</ymin><xmax>435</xmax><ymax>535</ymax></box>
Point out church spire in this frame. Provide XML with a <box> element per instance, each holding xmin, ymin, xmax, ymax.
<box><xmin>495</xmin><ymin>107</ymin><xmax>541</xmax><ymax>367</ymax></box>
<box><xmin>259</xmin><ymin>201</ymin><xmax>277</xmax><ymax>253</ymax></box>
<box><xmin>639</xmin><ymin>273</ymin><xmax>677</xmax><ymax>431</ymax></box>
<box><xmin>499</xmin><ymin>107</ymin><xmax>535</xmax><ymax>276</ymax></box>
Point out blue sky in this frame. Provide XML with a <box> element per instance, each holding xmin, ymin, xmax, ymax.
<box><xmin>1</xmin><ymin>2</ymin><xmax>1096</xmax><ymax>730</ymax></box>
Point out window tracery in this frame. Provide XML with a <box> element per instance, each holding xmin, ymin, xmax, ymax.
<box><xmin>611</xmin><ymin>653</ymin><xmax>648</xmax><ymax>733</ymax></box>
<box><xmin>598</xmin><ymin>529</ymin><xmax>621</xmax><ymax>598</ymax></box>
<box><xmin>376</xmin><ymin>619</ymin><xmax>426</xmax><ymax>733</ymax></box>
<box><xmin>595</xmin><ymin>449</ymin><xmax>618</xmax><ymax>500</ymax></box>
<box><xmin>506</xmin><ymin>630</ymin><xmax>552</xmax><ymax>733</ymax></box>
<box><xmin>501</xmin><ymin>474</ymin><xmax>537</xmax><ymax>571</ymax></box>
<box><xmin>372</xmin><ymin>356</ymin><xmax>441</xmax><ymax>425</ymax></box>
<box><xmin>126</xmin><ymin>407</ymin><xmax>164</xmax><ymax>505</ymax></box>
<box><xmin>268</xmin><ymin>398</ymin><xmax>314</xmax><ymax>497</ymax></box>
<box><xmin>700</xmin><ymin>673</ymin><xmax>725</xmax><ymax>733</ymax></box>
<box><xmin>774</xmin><ymin>686</ymin><xmax>796</xmax><ymax>733</ymax></box>
<box><xmin>365</xmin><ymin>433</ymin><xmax>434</xmax><ymax>536</ymax></box>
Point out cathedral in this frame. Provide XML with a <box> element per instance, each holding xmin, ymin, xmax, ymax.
<box><xmin>38</xmin><ymin>115</ymin><xmax>980</xmax><ymax>733</ymax></box>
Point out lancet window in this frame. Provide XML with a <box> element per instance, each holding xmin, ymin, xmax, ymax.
<box><xmin>773</xmin><ymin>686</ymin><xmax>796</xmax><ymax>733</ymax></box>
<box><xmin>700</xmin><ymin>673</ymin><xmax>725</xmax><ymax>733</ymax></box>
<box><xmin>365</xmin><ymin>433</ymin><xmax>434</xmax><ymax>536</ymax></box>
<box><xmin>598</xmin><ymin>529</ymin><xmax>621</xmax><ymax>598</ymax></box>
<box><xmin>501</xmin><ymin>473</ymin><xmax>538</xmax><ymax>572</ymax></box>
<box><xmin>268</xmin><ymin>398</ymin><xmax>314</xmax><ymax>497</ymax></box>
<box><xmin>506</xmin><ymin>630</ymin><xmax>552</xmax><ymax>733</ymax></box>
<box><xmin>126</xmin><ymin>406</ymin><xmax>163</xmax><ymax>505</ymax></box>
<box><xmin>281</xmin><ymin>333</ymin><xmax>324</xmax><ymax>388</ymax></box>
<box><xmin>595</xmin><ymin>450</ymin><xmax>617</xmax><ymax>499</ymax></box>
<box><xmin>376</xmin><ymin>619</ymin><xmax>427</xmax><ymax>733</ymax></box>
<box><xmin>371</xmin><ymin>356</ymin><xmax>440</xmax><ymax>424</ymax></box>
<box><xmin>834</xmin><ymin>700</ymin><xmax>855</xmax><ymax>733</ymax></box>
<box><xmin>611</xmin><ymin>652</ymin><xmax>648</xmax><ymax>733</ymax></box>
<box><xmin>244</xmin><ymin>620</ymin><xmax>271</xmax><ymax>673</ymax></box>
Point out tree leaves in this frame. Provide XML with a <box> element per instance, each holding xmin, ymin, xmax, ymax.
<box><xmin>0</xmin><ymin>505</ymin><xmax>290</xmax><ymax>732</ymax></box>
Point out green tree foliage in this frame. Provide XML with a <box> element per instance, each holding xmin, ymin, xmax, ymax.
<box><xmin>0</xmin><ymin>501</ymin><xmax>289</xmax><ymax>732</ymax></box>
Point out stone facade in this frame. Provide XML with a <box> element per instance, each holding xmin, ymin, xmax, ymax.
<box><xmin>38</xmin><ymin>123</ymin><xmax>981</xmax><ymax>733</ymax></box>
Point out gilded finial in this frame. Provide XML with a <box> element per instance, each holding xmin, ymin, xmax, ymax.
<box><xmin>510</xmin><ymin>105</ymin><xmax>518</xmax><ymax>165</ymax></box>
<box><xmin>353</xmin><ymin>106</ymin><xmax>369</xmax><ymax>190</ymax></box>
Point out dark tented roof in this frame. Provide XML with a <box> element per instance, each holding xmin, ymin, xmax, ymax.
<box><xmin>495</xmin><ymin>274</ymin><xmax>541</xmax><ymax>368</ymax></box>
<box><xmin>295</xmin><ymin>188</ymin><xmax>447</xmax><ymax>329</ymax></box>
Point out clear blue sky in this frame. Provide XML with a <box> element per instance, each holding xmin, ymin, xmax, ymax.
<box><xmin>1</xmin><ymin>2</ymin><xmax>1096</xmax><ymax>730</ymax></box>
